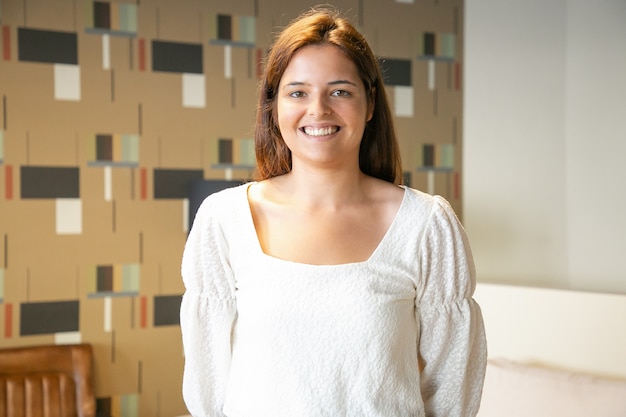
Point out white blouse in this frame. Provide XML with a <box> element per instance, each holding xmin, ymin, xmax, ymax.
<box><xmin>180</xmin><ymin>183</ymin><xmax>487</xmax><ymax>417</ymax></box>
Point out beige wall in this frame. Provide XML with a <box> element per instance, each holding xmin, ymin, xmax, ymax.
<box><xmin>0</xmin><ymin>0</ymin><xmax>464</xmax><ymax>416</ymax></box>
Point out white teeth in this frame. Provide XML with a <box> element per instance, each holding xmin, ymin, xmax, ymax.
<box><xmin>303</xmin><ymin>126</ymin><xmax>338</xmax><ymax>137</ymax></box>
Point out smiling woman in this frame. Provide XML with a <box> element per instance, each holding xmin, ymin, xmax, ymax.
<box><xmin>180</xmin><ymin>6</ymin><xmax>487</xmax><ymax>417</ymax></box>
<box><xmin>276</xmin><ymin>45</ymin><xmax>372</xmax><ymax>172</ymax></box>
<box><xmin>254</xmin><ymin>7</ymin><xmax>400</xmax><ymax>183</ymax></box>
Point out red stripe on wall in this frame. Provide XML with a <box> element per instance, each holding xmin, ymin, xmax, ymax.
<box><xmin>138</xmin><ymin>38</ymin><xmax>146</xmax><ymax>71</ymax></box>
<box><xmin>455</xmin><ymin>62</ymin><xmax>461</xmax><ymax>91</ymax></box>
<box><xmin>4</xmin><ymin>165</ymin><xmax>13</xmax><ymax>200</ymax></box>
<box><xmin>140</xmin><ymin>296</ymin><xmax>147</xmax><ymax>328</ymax></box>
<box><xmin>2</xmin><ymin>26</ymin><xmax>10</xmax><ymax>61</ymax></box>
<box><xmin>140</xmin><ymin>167</ymin><xmax>147</xmax><ymax>200</ymax></box>
<box><xmin>256</xmin><ymin>48</ymin><xmax>263</xmax><ymax>79</ymax></box>
<box><xmin>4</xmin><ymin>304</ymin><xmax>12</xmax><ymax>338</ymax></box>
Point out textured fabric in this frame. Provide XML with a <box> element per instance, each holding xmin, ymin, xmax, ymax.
<box><xmin>180</xmin><ymin>183</ymin><xmax>487</xmax><ymax>417</ymax></box>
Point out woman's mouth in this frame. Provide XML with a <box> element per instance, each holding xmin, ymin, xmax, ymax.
<box><xmin>301</xmin><ymin>126</ymin><xmax>340</xmax><ymax>137</ymax></box>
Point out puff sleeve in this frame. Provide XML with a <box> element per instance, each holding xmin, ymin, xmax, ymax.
<box><xmin>180</xmin><ymin>197</ymin><xmax>237</xmax><ymax>417</ymax></box>
<box><xmin>416</xmin><ymin>196</ymin><xmax>487</xmax><ymax>417</ymax></box>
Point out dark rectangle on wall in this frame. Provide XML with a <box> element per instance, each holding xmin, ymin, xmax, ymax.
<box><xmin>153</xmin><ymin>168</ymin><xmax>203</xmax><ymax>199</ymax></box>
<box><xmin>379</xmin><ymin>58</ymin><xmax>412</xmax><ymax>86</ymax></box>
<box><xmin>153</xmin><ymin>295</ymin><xmax>182</xmax><ymax>326</ymax></box>
<box><xmin>97</xmin><ymin>265</ymin><xmax>113</xmax><ymax>292</ymax></box>
<box><xmin>217</xmin><ymin>14</ymin><xmax>232</xmax><ymax>40</ymax></box>
<box><xmin>218</xmin><ymin>139</ymin><xmax>233</xmax><ymax>164</ymax></box>
<box><xmin>93</xmin><ymin>2</ymin><xmax>111</xmax><ymax>29</ymax></box>
<box><xmin>423</xmin><ymin>144</ymin><xmax>435</xmax><ymax>167</ymax></box>
<box><xmin>21</xmin><ymin>166</ymin><xmax>80</xmax><ymax>198</ymax></box>
<box><xmin>18</xmin><ymin>28</ymin><xmax>78</xmax><ymax>64</ymax></box>
<box><xmin>402</xmin><ymin>172</ymin><xmax>412</xmax><ymax>188</ymax></box>
<box><xmin>96</xmin><ymin>398</ymin><xmax>112</xmax><ymax>417</ymax></box>
<box><xmin>189</xmin><ymin>179</ymin><xmax>241</xmax><ymax>231</ymax></box>
<box><xmin>152</xmin><ymin>41</ymin><xmax>203</xmax><ymax>74</ymax></box>
<box><xmin>20</xmin><ymin>300</ymin><xmax>79</xmax><ymax>335</ymax></box>
<box><xmin>96</xmin><ymin>134</ymin><xmax>113</xmax><ymax>161</ymax></box>
<box><xmin>424</xmin><ymin>32</ymin><xmax>436</xmax><ymax>56</ymax></box>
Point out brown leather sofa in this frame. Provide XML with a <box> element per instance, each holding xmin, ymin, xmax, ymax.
<box><xmin>0</xmin><ymin>343</ymin><xmax>95</xmax><ymax>417</ymax></box>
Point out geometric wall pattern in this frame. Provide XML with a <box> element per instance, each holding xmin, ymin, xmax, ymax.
<box><xmin>0</xmin><ymin>0</ymin><xmax>464</xmax><ymax>416</ymax></box>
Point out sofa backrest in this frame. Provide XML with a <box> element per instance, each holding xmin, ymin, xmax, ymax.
<box><xmin>478</xmin><ymin>358</ymin><xmax>626</xmax><ymax>417</ymax></box>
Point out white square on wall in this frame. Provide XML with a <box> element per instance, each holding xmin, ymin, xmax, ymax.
<box><xmin>54</xmin><ymin>64</ymin><xmax>81</xmax><ymax>101</ymax></box>
<box><xmin>224</xmin><ymin>45</ymin><xmax>232</xmax><ymax>79</ymax></box>
<box><xmin>102</xmin><ymin>34</ymin><xmax>111</xmax><ymax>70</ymax></box>
<box><xmin>56</xmin><ymin>198</ymin><xmax>82</xmax><ymax>234</ymax></box>
<box><xmin>55</xmin><ymin>332</ymin><xmax>82</xmax><ymax>344</ymax></box>
<box><xmin>394</xmin><ymin>85</ymin><xmax>414</xmax><ymax>117</ymax></box>
<box><xmin>182</xmin><ymin>73</ymin><xmax>206</xmax><ymax>108</ymax></box>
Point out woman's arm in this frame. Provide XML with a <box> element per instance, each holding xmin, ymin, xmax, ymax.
<box><xmin>416</xmin><ymin>196</ymin><xmax>487</xmax><ymax>417</ymax></box>
<box><xmin>180</xmin><ymin>198</ymin><xmax>237</xmax><ymax>417</ymax></box>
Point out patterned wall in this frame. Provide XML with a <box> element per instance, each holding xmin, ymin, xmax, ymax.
<box><xmin>0</xmin><ymin>0</ymin><xmax>463</xmax><ymax>416</ymax></box>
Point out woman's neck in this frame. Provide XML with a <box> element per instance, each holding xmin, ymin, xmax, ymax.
<box><xmin>266</xmin><ymin>167</ymin><xmax>373</xmax><ymax>209</ymax></box>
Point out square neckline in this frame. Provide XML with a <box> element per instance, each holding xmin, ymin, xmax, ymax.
<box><xmin>242</xmin><ymin>182</ymin><xmax>410</xmax><ymax>267</ymax></box>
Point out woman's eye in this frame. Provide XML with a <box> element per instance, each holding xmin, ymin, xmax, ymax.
<box><xmin>289</xmin><ymin>91</ymin><xmax>305</xmax><ymax>98</ymax></box>
<box><xmin>331</xmin><ymin>90</ymin><xmax>350</xmax><ymax>97</ymax></box>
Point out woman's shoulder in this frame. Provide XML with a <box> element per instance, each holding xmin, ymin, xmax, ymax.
<box><xmin>400</xmin><ymin>185</ymin><xmax>436</xmax><ymax>209</ymax></box>
<box><xmin>399</xmin><ymin>186</ymin><xmax>462</xmax><ymax>226</ymax></box>
<box><xmin>202</xmin><ymin>181</ymin><xmax>250</xmax><ymax>201</ymax></box>
<box><xmin>195</xmin><ymin>182</ymin><xmax>253</xmax><ymax>217</ymax></box>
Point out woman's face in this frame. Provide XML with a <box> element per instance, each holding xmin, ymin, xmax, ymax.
<box><xmin>276</xmin><ymin>44</ymin><xmax>373</xmax><ymax>171</ymax></box>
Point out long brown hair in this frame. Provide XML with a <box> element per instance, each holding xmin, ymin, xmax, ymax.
<box><xmin>254</xmin><ymin>6</ymin><xmax>402</xmax><ymax>184</ymax></box>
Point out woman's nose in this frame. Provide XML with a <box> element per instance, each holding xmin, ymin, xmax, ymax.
<box><xmin>308</xmin><ymin>95</ymin><xmax>331</xmax><ymax>117</ymax></box>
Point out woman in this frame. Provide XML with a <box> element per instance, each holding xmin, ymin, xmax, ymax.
<box><xmin>181</xmin><ymin>6</ymin><xmax>487</xmax><ymax>417</ymax></box>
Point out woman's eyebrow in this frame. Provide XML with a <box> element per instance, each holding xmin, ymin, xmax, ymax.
<box><xmin>281</xmin><ymin>81</ymin><xmax>306</xmax><ymax>90</ymax></box>
<box><xmin>328</xmin><ymin>79</ymin><xmax>358</xmax><ymax>87</ymax></box>
<box><xmin>281</xmin><ymin>79</ymin><xmax>358</xmax><ymax>89</ymax></box>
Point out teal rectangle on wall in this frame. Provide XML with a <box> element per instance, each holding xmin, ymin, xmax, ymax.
<box><xmin>439</xmin><ymin>144</ymin><xmax>455</xmax><ymax>169</ymax></box>
<box><xmin>118</xmin><ymin>4</ymin><xmax>138</xmax><ymax>33</ymax></box>
<box><xmin>122</xmin><ymin>264</ymin><xmax>140</xmax><ymax>292</ymax></box>
<box><xmin>120</xmin><ymin>394</ymin><xmax>138</xmax><ymax>417</ymax></box>
<box><xmin>239</xmin><ymin>16</ymin><xmax>256</xmax><ymax>44</ymax></box>
<box><xmin>440</xmin><ymin>33</ymin><xmax>456</xmax><ymax>59</ymax></box>
<box><xmin>239</xmin><ymin>138</ymin><xmax>255</xmax><ymax>166</ymax></box>
<box><xmin>122</xmin><ymin>134</ymin><xmax>139</xmax><ymax>163</ymax></box>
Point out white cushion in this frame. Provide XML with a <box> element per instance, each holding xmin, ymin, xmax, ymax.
<box><xmin>478</xmin><ymin>358</ymin><xmax>626</xmax><ymax>417</ymax></box>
